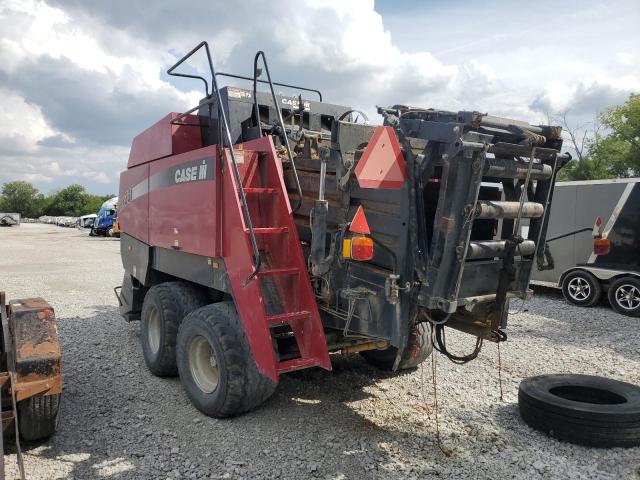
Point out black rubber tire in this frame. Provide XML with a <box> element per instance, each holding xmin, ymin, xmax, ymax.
<box><xmin>176</xmin><ymin>302</ymin><xmax>276</xmax><ymax>418</ymax></box>
<box><xmin>88</xmin><ymin>228</ymin><xmax>95</xmax><ymax>237</ymax></box>
<box><xmin>18</xmin><ymin>394</ymin><xmax>61</xmax><ymax>441</ymax></box>
<box><xmin>607</xmin><ymin>276</ymin><xmax>640</xmax><ymax>317</ymax></box>
<box><xmin>561</xmin><ymin>270</ymin><xmax>602</xmax><ymax>307</ymax></box>
<box><xmin>141</xmin><ymin>282</ymin><xmax>209</xmax><ymax>377</ymax></box>
<box><xmin>360</xmin><ymin>322</ymin><xmax>433</xmax><ymax>371</ymax></box>
<box><xmin>106</xmin><ymin>228</ymin><xmax>115</xmax><ymax>237</ymax></box>
<box><xmin>519</xmin><ymin>374</ymin><xmax>640</xmax><ymax>448</ymax></box>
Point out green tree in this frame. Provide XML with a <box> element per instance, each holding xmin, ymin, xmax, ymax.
<box><xmin>83</xmin><ymin>194</ymin><xmax>114</xmax><ymax>214</ymax></box>
<box><xmin>590</xmin><ymin>93</ymin><xmax>640</xmax><ymax>177</ymax></box>
<box><xmin>0</xmin><ymin>181</ymin><xmax>41</xmax><ymax>217</ymax></box>
<box><xmin>560</xmin><ymin>94</ymin><xmax>640</xmax><ymax>180</ymax></box>
<box><xmin>45</xmin><ymin>184</ymin><xmax>89</xmax><ymax>216</ymax></box>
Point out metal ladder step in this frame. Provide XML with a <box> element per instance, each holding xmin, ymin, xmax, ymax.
<box><xmin>258</xmin><ymin>267</ymin><xmax>300</xmax><ymax>276</ymax></box>
<box><xmin>276</xmin><ymin>357</ymin><xmax>320</xmax><ymax>374</ymax></box>
<box><xmin>266</xmin><ymin>310</ymin><xmax>310</xmax><ymax>326</ymax></box>
<box><xmin>243</xmin><ymin>187</ymin><xmax>279</xmax><ymax>194</ymax></box>
<box><xmin>246</xmin><ymin>227</ymin><xmax>289</xmax><ymax>235</ymax></box>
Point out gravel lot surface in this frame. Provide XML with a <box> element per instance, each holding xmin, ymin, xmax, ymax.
<box><xmin>1</xmin><ymin>223</ymin><xmax>639</xmax><ymax>479</ymax></box>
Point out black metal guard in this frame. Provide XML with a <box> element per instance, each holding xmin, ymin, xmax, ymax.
<box><xmin>546</xmin><ymin>227</ymin><xmax>593</xmax><ymax>243</ymax></box>
<box><xmin>217</xmin><ymin>71</ymin><xmax>322</xmax><ymax>101</ymax></box>
<box><xmin>167</xmin><ymin>41</ymin><xmax>262</xmax><ymax>282</ymax></box>
<box><xmin>252</xmin><ymin>51</ymin><xmax>304</xmax><ymax>212</ymax></box>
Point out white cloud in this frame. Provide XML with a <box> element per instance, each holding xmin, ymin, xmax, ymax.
<box><xmin>1</xmin><ymin>0</ymin><xmax>639</xmax><ymax>194</ymax></box>
<box><xmin>616</xmin><ymin>52</ymin><xmax>635</xmax><ymax>66</ymax></box>
<box><xmin>531</xmin><ymin>76</ymin><xmax>640</xmax><ymax>116</ymax></box>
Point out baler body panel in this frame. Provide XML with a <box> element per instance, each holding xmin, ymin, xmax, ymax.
<box><xmin>128</xmin><ymin>113</ymin><xmax>202</xmax><ymax>168</ymax></box>
<box><xmin>119</xmin><ymin>164</ymin><xmax>149</xmax><ymax>244</ymax></box>
<box><xmin>148</xmin><ymin>146</ymin><xmax>219</xmax><ymax>257</ymax></box>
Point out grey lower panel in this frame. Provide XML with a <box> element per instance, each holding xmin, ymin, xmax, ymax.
<box><xmin>152</xmin><ymin>247</ymin><xmax>230</xmax><ymax>293</ymax></box>
<box><xmin>121</xmin><ymin>234</ymin><xmax>151</xmax><ymax>284</ymax></box>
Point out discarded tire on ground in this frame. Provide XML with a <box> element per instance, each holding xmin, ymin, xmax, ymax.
<box><xmin>519</xmin><ymin>374</ymin><xmax>640</xmax><ymax>448</ymax></box>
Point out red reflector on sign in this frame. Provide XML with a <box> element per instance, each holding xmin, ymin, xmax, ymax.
<box><xmin>349</xmin><ymin>205</ymin><xmax>371</xmax><ymax>235</ymax></box>
<box><xmin>593</xmin><ymin>238</ymin><xmax>610</xmax><ymax>255</ymax></box>
<box><xmin>351</xmin><ymin>236</ymin><xmax>374</xmax><ymax>261</ymax></box>
<box><xmin>593</xmin><ymin>216</ymin><xmax>603</xmax><ymax>237</ymax></box>
<box><xmin>355</xmin><ymin>126</ymin><xmax>406</xmax><ymax>189</ymax></box>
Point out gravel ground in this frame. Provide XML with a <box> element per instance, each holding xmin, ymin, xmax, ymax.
<box><xmin>1</xmin><ymin>223</ymin><xmax>639</xmax><ymax>479</ymax></box>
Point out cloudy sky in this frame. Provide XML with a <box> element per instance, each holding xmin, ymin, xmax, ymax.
<box><xmin>1</xmin><ymin>0</ymin><xmax>638</xmax><ymax>195</ymax></box>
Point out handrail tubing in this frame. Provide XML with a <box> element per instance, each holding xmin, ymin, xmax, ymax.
<box><xmin>216</xmin><ymin>71</ymin><xmax>322</xmax><ymax>102</ymax></box>
<box><xmin>252</xmin><ymin>50</ymin><xmax>304</xmax><ymax>212</ymax></box>
<box><xmin>167</xmin><ymin>41</ymin><xmax>262</xmax><ymax>282</ymax></box>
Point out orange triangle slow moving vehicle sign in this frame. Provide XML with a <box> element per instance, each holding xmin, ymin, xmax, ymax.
<box><xmin>349</xmin><ymin>205</ymin><xmax>371</xmax><ymax>234</ymax></box>
<box><xmin>355</xmin><ymin>126</ymin><xmax>406</xmax><ymax>189</ymax></box>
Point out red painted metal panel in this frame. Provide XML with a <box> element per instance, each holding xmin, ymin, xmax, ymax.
<box><xmin>148</xmin><ymin>146</ymin><xmax>219</xmax><ymax>257</ymax></box>
<box><xmin>355</xmin><ymin>126</ymin><xmax>406</xmax><ymax>189</ymax></box>
<box><xmin>119</xmin><ymin>164</ymin><xmax>149</xmax><ymax>243</ymax></box>
<box><xmin>128</xmin><ymin>113</ymin><xmax>202</xmax><ymax>168</ymax></box>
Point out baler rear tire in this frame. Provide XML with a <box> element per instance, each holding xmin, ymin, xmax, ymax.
<box><xmin>18</xmin><ymin>394</ymin><xmax>61</xmax><ymax>441</ymax></box>
<box><xmin>176</xmin><ymin>302</ymin><xmax>276</xmax><ymax>418</ymax></box>
<box><xmin>141</xmin><ymin>282</ymin><xmax>209</xmax><ymax>377</ymax></box>
<box><xmin>360</xmin><ymin>323</ymin><xmax>433</xmax><ymax>371</ymax></box>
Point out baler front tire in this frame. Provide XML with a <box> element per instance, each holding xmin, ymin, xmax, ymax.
<box><xmin>18</xmin><ymin>394</ymin><xmax>61</xmax><ymax>441</ymax></box>
<box><xmin>140</xmin><ymin>282</ymin><xmax>209</xmax><ymax>377</ymax></box>
<box><xmin>176</xmin><ymin>302</ymin><xmax>276</xmax><ymax>418</ymax></box>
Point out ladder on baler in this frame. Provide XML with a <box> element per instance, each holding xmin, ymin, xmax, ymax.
<box><xmin>169</xmin><ymin>43</ymin><xmax>330</xmax><ymax>378</ymax></box>
<box><xmin>234</xmin><ymin>141</ymin><xmax>331</xmax><ymax>374</ymax></box>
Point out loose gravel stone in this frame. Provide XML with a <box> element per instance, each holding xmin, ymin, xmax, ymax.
<box><xmin>1</xmin><ymin>223</ymin><xmax>639</xmax><ymax>479</ymax></box>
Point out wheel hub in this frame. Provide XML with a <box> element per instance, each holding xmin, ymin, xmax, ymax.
<box><xmin>615</xmin><ymin>284</ymin><xmax>640</xmax><ymax>310</ymax></box>
<box><xmin>188</xmin><ymin>336</ymin><xmax>220</xmax><ymax>394</ymax></box>
<box><xmin>568</xmin><ymin>277</ymin><xmax>591</xmax><ymax>301</ymax></box>
<box><xmin>147</xmin><ymin>306</ymin><xmax>161</xmax><ymax>355</ymax></box>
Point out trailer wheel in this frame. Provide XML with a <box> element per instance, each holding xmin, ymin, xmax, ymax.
<box><xmin>176</xmin><ymin>302</ymin><xmax>276</xmax><ymax>418</ymax></box>
<box><xmin>360</xmin><ymin>323</ymin><xmax>433</xmax><ymax>371</ymax></box>
<box><xmin>561</xmin><ymin>270</ymin><xmax>601</xmax><ymax>307</ymax></box>
<box><xmin>18</xmin><ymin>394</ymin><xmax>61</xmax><ymax>441</ymax></box>
<box><xmin>519</xmin><ymin>374</ymin><xmax>640</xmax><ymax>447</ymax></box>
<box><xmin>107</xmin><ymin>227</ymin><xmax>115</xmax><ymax>237</ymax></box>
<box><xmin>141</xmin><ymin>282</ymin><xmax>209</xmax><ymax>377</ymax></box>
<box><xmin>608</xmin><ymin>276</ymin><xmax>640</xmax><ymax>317</ymax></box>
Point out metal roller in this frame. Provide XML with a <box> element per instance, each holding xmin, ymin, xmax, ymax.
<box><xmin>474</xmin><ymin>201</ymin><xmax>544</xmax><ymax>219</ymax></box>
<box><xmin>466</xmin><ymin>240</ymin><xmax>536</xmax><ymax>259</ymax></box>
<box><xmin>483</xmin><ymin>159</ymin><xmax>552</xmax><ymax>180</ymax></box>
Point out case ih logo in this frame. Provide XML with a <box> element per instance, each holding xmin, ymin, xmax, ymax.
<box><xmin>122</xmin><ymin>157</ymin><xmax>214</xmax><ymax>210</ymax></box>
<box><xmin>175</xmin><ymin>159</ymin><xmax>208</xmax><ymax>184</ymax></box>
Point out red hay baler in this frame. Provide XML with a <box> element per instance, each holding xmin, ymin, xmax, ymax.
<box><xmin>116</xmin><ymin>42</ymin><xmax>569</xmax><ymax>417</ymax></box>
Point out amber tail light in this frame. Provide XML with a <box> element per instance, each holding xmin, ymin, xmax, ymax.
<box><xmin>345</xmin><ymin>236</ymin><xmax>374</xmax><ymax>261</ymax></box>
<box><xmin>593</xmin><ymin>237</ymin><xmax>611</xmax><ymax>255</ymax></box>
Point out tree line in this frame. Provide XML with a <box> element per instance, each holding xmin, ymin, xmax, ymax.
<box><xmin>0</xmin><ymin>182</ymin><xmax>114</xmax><ymax>218</ymax></box>
<box><xmin>558</xmin><ymin>93</ymin><xmax>639</xmax><ymax>181</ymax></box>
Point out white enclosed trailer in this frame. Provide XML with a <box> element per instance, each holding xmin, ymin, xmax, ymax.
<box><xmin>531</xmin><ymin>178</ymin><xmax>640</xmax><ymax>316</ymax></box>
